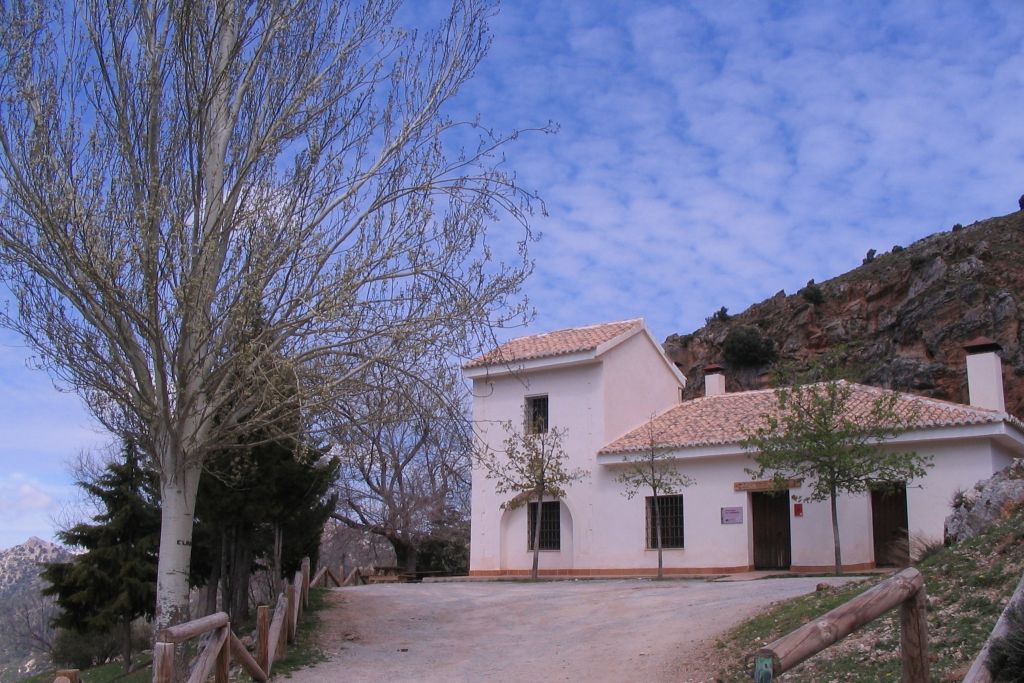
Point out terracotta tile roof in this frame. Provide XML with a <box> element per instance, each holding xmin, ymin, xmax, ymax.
<box><xmin>464</xmin><ymin>319</ymin><xmax>643</xmax><ymax>369</ymax></box>
<box><xmin>600</xmin><ymin>380</ymin><xmax>1012</xmax><ymax>454</ymax></box>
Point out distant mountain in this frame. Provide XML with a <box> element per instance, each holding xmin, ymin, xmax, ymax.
<box><xmin>0</xmin><ymin>537</ymin><xmax>69</xmax><ymax>600</ymax></box>
<box><xmin>0</xmin><ymin>537</ymin><xmax>71</xmax><ymax>680</ymax></box>
<box><xmin>665</xmin><ymin>209</ymin><xmax>1024</xmax><ymax>415</ymax></box>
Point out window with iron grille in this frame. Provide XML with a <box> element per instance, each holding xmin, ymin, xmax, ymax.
<box><xmin>527</xmin><ymin>500</ymin><xmax>560</xmax><ymax>550</ymax></box>
<box><xmin>646</xmin><ymin>494</ymin><xmax>684</xmax><ymax>549</ymax></box>
<box><xmin>525</xmin><ymin>395</ymin><xmax>548</xmax><ymax>434</ymax></box>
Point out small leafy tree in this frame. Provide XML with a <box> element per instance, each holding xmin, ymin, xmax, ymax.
<box><xmin>616</xmin><ymin>421</ymin><xmax>694</xmax><ymax>578</ymax></box>
<box><xmin>742</xmin><ymin>380</ymin><xmax>931</xmax><ymax>575</ymax></box>
<box><xmin>476</xmin><ymin>423</ymin><xmax>586</xmax><ymax>579</ymax></box>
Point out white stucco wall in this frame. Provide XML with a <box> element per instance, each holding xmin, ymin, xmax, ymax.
<box><xmin>469</xmin><ymin>361</ymin><xmax>606</xmax><ymax>573</ymax></box>
<box><xmin>599</xmin><ymin>331</ymin><xmax>684</xmax><ymax>443</ymax></box>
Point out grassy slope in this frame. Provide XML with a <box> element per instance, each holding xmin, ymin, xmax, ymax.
<box><xmin>713</xmin><ymin>505</ymin><xmax>1024</xmax><ymax>682</ymax></box>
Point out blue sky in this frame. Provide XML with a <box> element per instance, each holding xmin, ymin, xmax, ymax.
<box><xmin>3</xmin><ymin>0</ymin><xmax>1024</xmax><ymax>549</ymax></box>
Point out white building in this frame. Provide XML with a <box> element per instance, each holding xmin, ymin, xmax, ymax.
<box><xmin>464</xmin><ymin>319</ymin><xmax>1024</xmax><ymax>576</ymax></box>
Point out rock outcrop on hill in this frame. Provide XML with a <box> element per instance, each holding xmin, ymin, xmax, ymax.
<box><xmin>664</xmin><ymin>210</ymin><xmax>1024</xmax><ymax>416</ymax></box>
<box><xmin>945</xmin><ymin>459</ymin><xmax>1024</xmax><ymax>544</ymax></box>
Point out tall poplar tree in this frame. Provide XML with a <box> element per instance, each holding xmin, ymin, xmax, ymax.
<box><xmin>0</xmin><ymin>0</ymin><xmax>543</xmax><ymax>629</ymax></box>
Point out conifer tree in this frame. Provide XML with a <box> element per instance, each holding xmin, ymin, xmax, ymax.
<box><xmin>41</xmin><ymin>441</ymin><xmax>159</xmax><ymax>673</ymax></box>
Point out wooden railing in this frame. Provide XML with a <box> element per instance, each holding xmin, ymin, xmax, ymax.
<box><xmin>752</xmin><ymin>567</ymin><xmax>929</xmax><ymax>682</ymax></box>
<box><xmin>962</xmin><ymin>570</ymin><xmax>1024</xmax><ymax>683</ymax></box>
<box><xmin>150</xmin><ymin>556</ymin><xmax>333</xmax><ymax>683</ymax></box>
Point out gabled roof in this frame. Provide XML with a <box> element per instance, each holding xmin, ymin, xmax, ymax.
<box><xmin>464</xmin><ymin>318</ymin><xmax>644</xmax><ymax>370</ymax></box>
<box><xmin>600</xmin><ymin>380</ymin><xmax>1017</xmax><ymax>455</ymax></box>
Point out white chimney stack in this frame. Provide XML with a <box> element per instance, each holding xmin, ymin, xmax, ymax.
<box><xmin>704</xmin><ymin>364</ymin><xmax>726</xmax><ymax>397</ymax></box>
<box><xmin>964</xmin><ymin>337</ymin><xmax>1005</xmax><ymax>412</ymax></box>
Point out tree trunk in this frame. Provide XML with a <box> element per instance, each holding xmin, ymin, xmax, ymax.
<box><xmin>830</xmin><ymin>489</ymin><xmax>843</xmax><ymax>576</ymax></box>
<box><xmin>121</xmin><ymin>618</ymin><xmax>133</xmax><ymax>673</ymax></box>
<box><xmin>272</xmin><ymin>524</ymin><xmax>283</xmax><ymax>598</ymax></box>
<box><xmin>389</xmin><ymin>537</ymin><xmax>417</xmax><ymax>575</ymax></box>
<box><xmin>219</xmin><ymin>527</ymin><xmax>231</xmax><ymax>618</ymax></box>
<box><xmin>654</xmin><ymin>495</ymin><xmax>664</xmax><ymax>579</ymax></box>
<box><xmin>155</xmin><ymin>465</ymin><xmax>201</xmax><ymax>632</ymax></box>
<box><xmin>531</xmin><ymin>492</ymin><xmax>544</xmax><ymax>580</ymax></box>
<box><xmin>230</xmin><ymin>534</ymin><xmax>252</xmax><ymax>623</ymax></box>
<box><xmin>204</xmin><ymin>541</ymin><xmax>221</xmax><ymax>617</ymax></box>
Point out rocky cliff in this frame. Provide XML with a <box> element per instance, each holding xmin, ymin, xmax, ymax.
<box><xmin>665</xmin><ymin>210</ymin><xmax>1024</xmax><ymax>416</ymax></box>
<box><xmin>0</xmin><ymin>537</ymin><xmax>70</xmax><ymax>678</ymax></box>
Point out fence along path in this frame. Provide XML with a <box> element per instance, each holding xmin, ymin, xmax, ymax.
<box><xmin>962</xmin><ymin>568</ymin><xmax>1024</xmax><ymax>683</ymax></box>
<box><xmin>752</xmin><ymin>567</ymin><xmax>929</xmax><ymax>682</ymax></box>
<box><xmin>47</xmin><ymin>556</ymin><xmax>344</xmax><ymax>683</ymax></box>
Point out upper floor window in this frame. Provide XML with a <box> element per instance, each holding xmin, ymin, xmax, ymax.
<box><xmin>525</xmin><ymin>395</ymin><xmax>548</xmax><ymax>434</ymax></box>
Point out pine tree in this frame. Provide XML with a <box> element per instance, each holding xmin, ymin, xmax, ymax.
<box><xmin>194</xmin><ymin>434</ymin><xmax>339</xmax><ymax>621</ymax></box>
<box><xmin>41</xmin><ymin>441</ymin><xmax>159</xmax><ymax>672</ymax></box>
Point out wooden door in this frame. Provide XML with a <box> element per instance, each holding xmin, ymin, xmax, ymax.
<box><xmin>871</xmin><ymin>484</ymin><xmax>909</xmax><ymax>567</ymax></box>
<box><xmin>752</xmin><ymin>491</ymin><xmax>791</xmax><ymax>570</ymax></box>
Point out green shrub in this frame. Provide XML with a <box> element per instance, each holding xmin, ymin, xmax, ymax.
<box><xmin>705</xmin><ymin>306</ymin><xmax>731</xmax><ymax>325</ymax></box>
<box><xmin>416</xmin><ymin>536</ymin><xmax>469</xmax><ymax>576</ymax></box>
<box><xmin>799</xmin><ymin>282</ymin><xmax>825</xmax><ymax>305</ymax></box>
<box><xmin>51</xmin><ymin>628</ymin><xmax>119</xmax><ymax>670</ymax></box>
<box><xmin>723</xmin><ymin>326</ymin><xmax>777</xmax><ymax>367</ymax></box>
<box><xmin>862</xmin><ymin>248</ymin><xmax>877</xmax><ymax>264</ymax></box>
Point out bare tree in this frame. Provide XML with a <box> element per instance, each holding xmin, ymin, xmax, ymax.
<box><xmin>0</xmin><ymin>0</ymin><xmax>543</xmax><ymax>630</ymax></box>
<box><xmin>476</xmin><ymin>423</ymin><xmax>586</xmax><ymax>579</ymax></box>
<box><xmin>331</xmin><ymin>361</ymin><xmax>471</xmax><ymax>574</ymax></box>
<box><xmin>616</xmin><ymin>419</ymin><xmax>695</xmax><ymax>579</ymax></box>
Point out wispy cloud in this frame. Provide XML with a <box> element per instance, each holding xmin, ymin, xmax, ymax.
<box><xmin>457</xmin><ymin>0</ymin><xmax>1024</xmax><ymax>341</ymax></box>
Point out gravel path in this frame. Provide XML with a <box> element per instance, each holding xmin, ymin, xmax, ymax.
<box><xmin>285</xmin><ymin>576</ymin><xmax>857</xmax><ymax>682</ymax></box>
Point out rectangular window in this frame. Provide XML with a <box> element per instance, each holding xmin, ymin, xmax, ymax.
<box><xmin>646</xmin><ymin>494</ymin><xmax>684</xmax><ymax>549</ymax></box>
<box><xmin>525</xmin><ymin>395</ymin><xmax>548</xmax><ymax>434</ymax></box>
<box><xmin>527</xmin><ymin>500</ymin><xmax>560</xmax><ymax>550</ymax></box>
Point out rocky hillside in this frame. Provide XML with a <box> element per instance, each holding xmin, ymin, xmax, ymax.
<box><xmin>665</xmin><ymin>210</ymin><xmax>1024</xmax><ymax>416</ymax></box>
<box><xmin>0</xmin><ymin>537</ymin><xmax>68</xmax><ymax>602</ymax></box>
<box><xmin>0</xmin><ymin>538</ymin><xmax>71</xmax><ymax>679</ymax></box>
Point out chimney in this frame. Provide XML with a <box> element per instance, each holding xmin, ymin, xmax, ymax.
<box><xmin>704</xmin><ymin>363</ymin><xmax>726</xmax><ymax>397</ymax></box>
<box><xmin>964</xmin><ymin>337</ymin><xmax>1005</xmax><ymax>412</ymax></box>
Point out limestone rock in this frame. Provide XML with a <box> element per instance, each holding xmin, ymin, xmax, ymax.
<box><xmin>944</xmin><ymin>459</ymin><xmax>1024</xmax><ymax>544</ymax></box>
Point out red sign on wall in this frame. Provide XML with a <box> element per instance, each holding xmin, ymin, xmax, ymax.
<box><xmin>793</xmin><ymin>503</ymin><xmax>804</xmax><ymax>517</ymax></box>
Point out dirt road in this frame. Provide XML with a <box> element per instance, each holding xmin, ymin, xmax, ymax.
<box><xmin>285</xmin><ymin>576</ymin><xmax>856</xmax><ymax>682</ymax></box>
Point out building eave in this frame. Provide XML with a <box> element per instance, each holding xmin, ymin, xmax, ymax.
<box><xmin>596</xmin><ymin>419</ymin><xmax>1024</xmax><ymax>465</ymax></box>
<box><xmin>463</xmin><ymin>349</ymin><xmax>600</xmax><ymax>379</ymax></box>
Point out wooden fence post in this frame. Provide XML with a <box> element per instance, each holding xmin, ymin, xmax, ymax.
<box><xmin>754</xmin><ymin>568</ymin><xmax>926</xmax><ymax>678</ymax></box>
<box><xmin>277</xmin><ymin>592</ymin><xmax>289</xmax><ymax>661</ymax></box>
<box><xmin>256</xmin><ymin>604</ymin><xmax>270</xmax><ymax>672</ymax></box>
<box><xmin>286</xmin><ymin>583</ymin><xmax>297</xmax><ymax>644</ymax></box>
<box><xmin>216</xmin><ymin>625</ymin><xmax>231</xmax><ymax>683</ymax></box>
<box><xmin>900</xmin><ymin>585</ymin><xmax>929</xmax><ymax>682</ymax></box>
<box><xmin>54</xmin><ymin>671</ymin><xmax>80</xmax><ymax>683</ymax></box>
<box><xmin>153</xmin><ymin>642</ymin><xmax>175</xmax><ymax>683</ymax></box>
